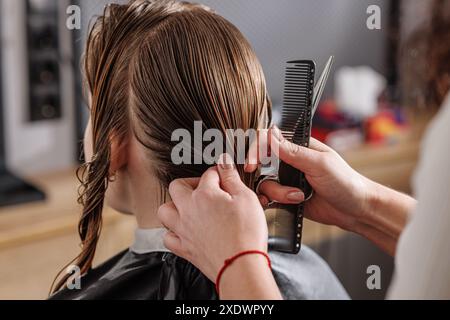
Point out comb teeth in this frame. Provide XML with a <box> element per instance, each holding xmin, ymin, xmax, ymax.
<box><xmin>280</xmin><ymin>60</ymin><xmax>315</xmax><ymax>146</ymax></box>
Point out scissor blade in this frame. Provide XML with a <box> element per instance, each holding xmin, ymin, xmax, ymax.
<box><xmin>312</xmin><ymin>56</ymin><xmax>334</xmax><ymax>116</ymax></box>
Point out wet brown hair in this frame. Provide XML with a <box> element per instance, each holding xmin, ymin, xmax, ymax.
<box><xmin>51</xmin><ymin>0</ymin><xmax>271</xmax><ymax>294</ymax></box>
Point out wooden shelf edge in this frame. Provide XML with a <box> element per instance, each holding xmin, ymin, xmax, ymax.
<box><xmin>0</xmin><ymin>211</ymin><xmax>126</xmax><ymax>251</ymax></box>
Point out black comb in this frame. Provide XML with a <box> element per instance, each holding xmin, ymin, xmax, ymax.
<box><xmin>266</xmin><ymin>60</ymin><xmax>315</xmax><ymax>254</ymax></box>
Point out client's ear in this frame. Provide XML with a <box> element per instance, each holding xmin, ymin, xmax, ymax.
<box><xmin>109</xmin><ymin>133</ymin><xmax>129</xmax><ymax>177</ymax></box>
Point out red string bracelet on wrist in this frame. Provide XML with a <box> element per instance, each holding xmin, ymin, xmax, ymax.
<box><xmin>215</xmin><ymin>250</ymin><xmax>272</xmax><ymax>297</ymax></box>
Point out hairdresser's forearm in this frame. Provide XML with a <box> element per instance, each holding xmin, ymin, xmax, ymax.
<box><xmin>356</xmin><ymin>179</ymin><xmax>417</xmax><ymax>255</ymax></box>
<box><xmin>355</xmin><ymin>221</ymin><xmax>398</xmax><ymax>256</ymax></box>
<box><xmin>219</xmin><ymin>255</ymin><xmax>282</xmax><ymax>300</ymax></box>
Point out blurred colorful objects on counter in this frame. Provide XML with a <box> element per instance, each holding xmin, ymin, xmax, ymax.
<box><xmin>312</xmin><ymin>100</ymin><xmax>409</xmax><ymax>152</ymax></box>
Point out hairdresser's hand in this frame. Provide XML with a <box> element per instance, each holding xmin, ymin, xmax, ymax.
<box><xmin>247</xmin><ymin>126</ymin><xmax>416</xmax><ymax>256</ymax></box>
<box><xmin>158</xmin><ymin>154</ymin><xmax>269</xmax><ymax>282</ymax></box>
<box><xmin>247</xmin><ymin>126</ymin><xmax>374</xmax><ymax>233</ymax></box>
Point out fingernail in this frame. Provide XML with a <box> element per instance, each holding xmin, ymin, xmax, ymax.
<box><xmin>218</xmin><ymin>153</ymin><xmax>235</xmax><ymax>170</ymax></box>
<box><xmin>286</xmin><ymin>191</ymin><xmax>304</xmax><ymax>202</ymax></box>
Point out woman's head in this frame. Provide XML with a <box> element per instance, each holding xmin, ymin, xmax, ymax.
<box><xmin>53</xmin><ymin>0</ymin><xmax>271</xmax><ymax>292</ymax></box>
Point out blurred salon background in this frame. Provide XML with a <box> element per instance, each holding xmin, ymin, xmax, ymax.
<box><xmin>0</xmin><ymin>0</ymin><xmax>444</xmax><ymax>299</ymax></box>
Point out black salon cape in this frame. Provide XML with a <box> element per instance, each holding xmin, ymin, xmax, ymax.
<box><xmin>50</xmin><ymin>250</ymin><xmax>218</xmax><ymax>300</ymax></box>
<box><xmin>50</xmin><ymin>246</ymin><xmax>349</xmax><ymax>300</ymax></box>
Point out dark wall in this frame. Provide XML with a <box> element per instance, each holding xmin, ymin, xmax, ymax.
<box><xmin>313</xmin><ymin>234</ymin><xmax>394</xmax><ymax>300</ymax></box>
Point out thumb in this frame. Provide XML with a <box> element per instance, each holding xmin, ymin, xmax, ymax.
<box><xmin>217</xmin><ymin>153</ymin><xmax>246</xmax><ymax>196</ymax></box>
<box><xmin>270</xmin><ymin>126</ymin><xmax>323</xmax><ymax>174</ymax></box>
